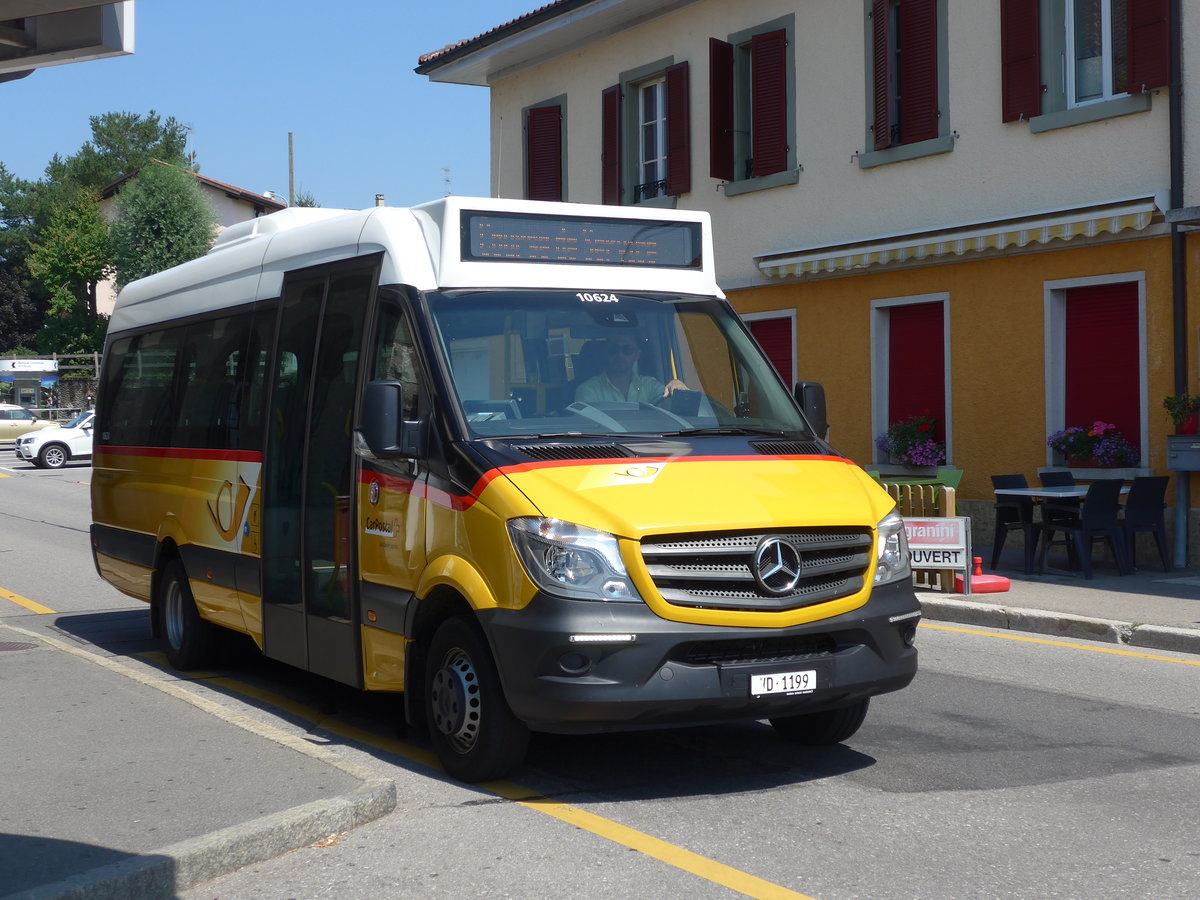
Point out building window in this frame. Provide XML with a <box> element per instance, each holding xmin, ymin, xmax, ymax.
<box><xmin>637</xmin><ymin>77</ymin><xmax>667</xmax><ymax>201</ymax></box>
<box><xmin>709</xmin><ymin>15</ymin><xmax>798</xmax><ymax>194</ymax></box>
<box><xmin>869</xmin><ymin>0</ymin><xmax>940</xmax><ymax>150</ymax></box>
<box><xmin>601</xmin><ymin>61</ymin><xmax>690</xmax><ymax>205</ymax></box>
<box><xmin>870</xmin><ymin>294</ymin><xmax>951</xmax><ymax>464</ymax></box>
<box><xmin>858</xmin><ymin>0</ymin><xmax>950</xmax><ymax>168</ymax></box>
<box><xmin>1069</xmin><ymin>0</ymin><xmax>1127</xmax><ymax>104</ymax></box>
<box><xmin>744</xmin><ymin>312</ymin><xmax>796</xmax><ymax>386</ymax></box>
<box><xmin>1044</xmin><ymin>275</ymin><xmax>1146</xmax><ymax>463</ymax></box>
<box><xmin>525</xmin><ymin>98</ymin><xmax>565</xmax><ymax>202</ymax></box>
<box><xmin>1001</xmin><ymin>0</ymin><xmax>1168</xmax><ymax>126</ymax></box>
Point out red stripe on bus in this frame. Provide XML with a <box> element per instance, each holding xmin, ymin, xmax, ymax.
<box><xmin>95</xmin><ymin>446</ymin><xmax>264</xmax><ymax>463</ymax></box>
<box><xmin>361</xmin><ymin>454</ymin><xmax>854</xmax><ymax>512</ymax></box>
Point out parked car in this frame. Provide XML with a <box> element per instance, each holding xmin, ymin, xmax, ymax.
<box><xmin>0</xmin><ymin>403</ymin><xmax>57</xmax><ymax>443</ymax></box>
<box><xmin>15</xmin><ymin>410</ymin><xmax>94</xmax><ymax>468</ymax></box>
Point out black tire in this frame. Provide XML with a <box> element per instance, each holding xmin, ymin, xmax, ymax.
<box><xmin>159</xmin><ymin>558</ymin><xmax>221</xmax><ymax>670</ymax></box>
<box><xmin>38</xmin><ymin>443</ymin><xmax>68</xmax><ymax>469</ymax></box>
<box><xmin>770</xmin><ymin>698</ymin><xmax>870</xmax><ymax>745</ymax></box>
<box><xmin>425</xmin><ymin>616</ymin><xmax>529</xmax><ymax>782</ymax></box>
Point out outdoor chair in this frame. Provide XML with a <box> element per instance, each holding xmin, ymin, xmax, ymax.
<box><xmin>1121</xmin><ymin>475</ymin><xmax>1171</xmax><ymax>571</ymax></box>
<box><xmin>1039</xmin><ymin>470</ymin><xmax>1076</xmax><ymax>487</ymax></box>
<box><xmin>991</xmin><ymin>474</ymin><xmax>1037</xmax><ymax>574</ymax></box>
<box><xmin>1038</xmin><ymin>469</ymin><xmax>1080</xmax><ymax>523</ymax></box>
<box><xmin>1036</xmin><ymin>478</ymin><xmax>1131</xmax><ymax>579</ymax></box>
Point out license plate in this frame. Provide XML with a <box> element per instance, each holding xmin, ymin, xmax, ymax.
<box><xmin>750</xmin><ymin>669</ymin><xmax>818</xmax><ymax>696</ymax></box>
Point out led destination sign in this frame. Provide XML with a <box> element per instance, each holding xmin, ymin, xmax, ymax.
<box><xmin>462</xmin><ymin>211</ymin><xmax>703</xmax><ymax>269</ymax></box>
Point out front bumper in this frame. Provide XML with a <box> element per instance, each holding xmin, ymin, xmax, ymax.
<box><xmin>15</xmin><ymin>442</ymin><xmax>35</xmax><ymax>461</ymax></box>
<box><xmin>480</xmin><ymin>580</ymin><xmax>920</xmax><ymax>734</ymax></box>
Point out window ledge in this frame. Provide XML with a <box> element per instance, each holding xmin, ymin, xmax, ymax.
<box><xmin>722</xmin><ymin>167</ymin><xmax>801</xmax><ymax>197</ymax></box>
<box><xmin>630</xmin><ymin>194</ymin><xmax>678</xmax><ymax>209</ymax></box>
<box><xmin>856</xmin><ymin>134</ymin><xmax>955</xmax><ymax>170</ymax></box>
<box><xmin>1028</xmin><ymin>93</ymin><xmax>1152</xmax><ymax>133</ymax></box>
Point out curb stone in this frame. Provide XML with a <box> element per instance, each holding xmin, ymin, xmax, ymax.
<box><xmin>917</xmin><ymin>596</ymin><xmax>1200</xmax><ymax>657</ymax></box>
<box><xmin>6</xmin><ymin>779</ymin><xmax>397</xmax><ymax>900</ymax></box>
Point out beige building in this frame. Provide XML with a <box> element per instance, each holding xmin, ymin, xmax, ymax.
<box><xmin>419</xmin><ymin>0</ymin><xmax>1199</xmax><ymax>563</ymax></box>
<box><xmin>96</xmin><ymin>168</ymin><xmax>286</xmax><ymax>316</ymax></box>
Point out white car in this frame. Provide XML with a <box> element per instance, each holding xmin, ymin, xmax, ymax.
<box><xmin>16</xmin><ymin>410</ymin><xmax>94</xmax><ymax>468</ymax></box>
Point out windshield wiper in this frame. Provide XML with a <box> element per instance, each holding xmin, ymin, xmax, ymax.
<box><xmin>660</xmin><ymin>426</ymin><xmax>790</xmax><ymax>437</ymax></box>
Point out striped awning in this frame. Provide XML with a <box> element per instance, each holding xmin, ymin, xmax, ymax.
<box><xmin>755</xmin><ymin>198</ymin><xmax>1160</xmax><ymax>279</ymax></box>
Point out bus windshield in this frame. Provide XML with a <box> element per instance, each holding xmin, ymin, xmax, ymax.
<box><xmin>426</xmin><ymin>289</ymin><xmax>812</xmax><ymax>439</ymax></box>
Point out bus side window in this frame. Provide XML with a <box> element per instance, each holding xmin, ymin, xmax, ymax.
<box><xmin>371</xmin><ymin>302</ymin><xmax>421</xmax><ymax>422</ymax></box>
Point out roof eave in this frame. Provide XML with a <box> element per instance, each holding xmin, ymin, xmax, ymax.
<box><xmin>416</xmin><ymin>0</ymin><xmax>701</xmax><ymax>86</ymax></box>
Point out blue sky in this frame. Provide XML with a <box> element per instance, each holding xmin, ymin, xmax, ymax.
<box><xmin>2</xmin><ymin>1</ymin><xmax>541</xmax><ymax>209</ymax></box>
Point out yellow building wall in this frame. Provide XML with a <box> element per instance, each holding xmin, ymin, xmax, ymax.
<box><xmin>729</xmin><ymin>234</ymin><xmax>1198</xmax><ymax>508</ymax></box>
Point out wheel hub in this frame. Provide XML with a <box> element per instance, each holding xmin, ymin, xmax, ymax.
<box><xmin>429</xmin><ymin>649</ymin><xmax>481</xmax><ymax>753</ymax></box>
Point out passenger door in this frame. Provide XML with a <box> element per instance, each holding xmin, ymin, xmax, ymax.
<box><xmin>261</xmin><ymin>258</ymin><xmax>379</xmax><ymax>686</ymax></box>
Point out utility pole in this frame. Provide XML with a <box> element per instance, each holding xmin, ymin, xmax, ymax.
<box><xmin>288</xmin><ymin>132</ymin><xmax>295</xmax><ymax>207</ymax></box>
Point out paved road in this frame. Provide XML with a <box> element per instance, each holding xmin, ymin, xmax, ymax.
<box><xmin>3</xmin><ymin>462</ymin><xmax>1199</xmax><ymax>899</ymax></box>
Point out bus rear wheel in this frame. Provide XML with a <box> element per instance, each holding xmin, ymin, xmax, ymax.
<box><xmin>769</xmin><ymin>698</ymin><xmax>870</xmax><ymax>745</ymax></box>
<box><xmin>425</xmin><ymin>616</ymin><xmax>529</xmax><ymax>782</ymax></box>
<box><xmin>160</xmin><ymin>558</ymin><xmax>220</xmax><ymax>670</ymax></box>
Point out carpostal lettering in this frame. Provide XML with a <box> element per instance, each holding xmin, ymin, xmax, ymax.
<box><xmin>364</xmin><ymin>517</ymin><xmax>398</xmax><ymax>537</ymax></box>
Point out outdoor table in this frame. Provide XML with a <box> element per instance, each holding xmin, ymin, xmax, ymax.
<box><xmin>993</xmin><ymin>485</ymin><xmax>1129</xmax><ymax>500</ymax></box>
<box><xmin>993</xmin><ymin>484</ymin><xmax>1130</xmax><ymax>575</ymax></box>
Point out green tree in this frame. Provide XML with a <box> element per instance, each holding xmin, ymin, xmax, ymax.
<box><xmin>0</xmin><ymin>268</ymin><xmax>39</xmax><ymax>352</ymax></box>
<box><xmin>294</xmin><ymin>187</ymin><xmax>320</xmax><ymax>207</ymax></box>
<box><xmin>111</xmin><ymin>162</ymin><xmax>217</xmax><ymax>288</ymax></box>
<box><xmin>44</xmin><ymin>110</ymin><xmax>195</xmax><ymax>190</ymax></box>
<box><xmin>26</xmin><ymin>190</ymin><xmax>112</xmax><ymax>321</ymax></box>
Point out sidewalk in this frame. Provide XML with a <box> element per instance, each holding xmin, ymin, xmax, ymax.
<box><xmin>0</xmin><ymin>615</ymin><xmax>395</xmax><ymax>900</ymax></box>
<box><xmin>917</xmin><ymin>545</ymin><xmax>1200</xmax><ymax>655</ymax></box>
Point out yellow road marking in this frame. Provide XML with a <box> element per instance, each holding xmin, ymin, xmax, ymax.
<box><xmin>142</xmin><ymin>652</ymin><xmax>814</xmax><ymax>899</ymax></box>
<box><xmin>919</xmin><ymin>621</ymin><xmax>1200</xmax><ymax>666</ymax></box>
<box><xmin>486</xmin><ymin>781</ymin><xmax>815</xmax><ymax>899</ymax></box>
<box><xmin>0</xmin><ymin>586</ymin><xmax>54</xmax><ymax>614</ymax></box>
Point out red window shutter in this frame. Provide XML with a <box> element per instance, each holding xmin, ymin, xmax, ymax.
<box><xmin>665</xmin><ymin>61</ymin><xmax>691</xmax><ymax>197</ymax></box>
<box><xmin>751</xmin><ymin>29</ymin><xmax>788</xmax><ymax>177</ymax></box>
<box><xmin>709</xmin><ymin>38</ymin><xmax>734</xmax><ymax>181</ymax></box>
<box><xmin>1000</xmin><ymin>0</ymin><xmax>1041</xmax><ymax>122</ymax></box>
<box><xmin>1064</xmin><ymin>283</ymin><xmax>1140</xmax><ymax>452</ymax></box>
<box><xmin>898</xmin><ymin>0</ymin><xmax>938</xmax><ymax>145</ymax></box>
<box><xmin>887</xmin><ymin>302</ymin><xmax>945</xmax><ymax>439</ymax></box>
<box><xmin>601</xmin><ymin>85</ymin><xmax>621</xmax><ymax>205</ymax></box>
<box><xmin>1128</xmin><ymin>0</ymin><xmax>1170</xmax><ymax>92</ymax></box>
<box><xmin>749</xmin><ymin>318</ymin><xmax>793</xmax><ymax>384</ymax></box>
<box><xmin>526</xmin><ymin>105</ymin><xmax>562</xmax><ymax>202</ymax></box>
<box><xmin>872</xmin><ymin>0</ymin><xmax>892</xmax><ymax>150</ymax></box>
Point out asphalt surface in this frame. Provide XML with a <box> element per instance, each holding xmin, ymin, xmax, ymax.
<box><xmin>3</xmin><ymin>547</ymin><xmax>1198</xmax><ymax>900</ymax></box>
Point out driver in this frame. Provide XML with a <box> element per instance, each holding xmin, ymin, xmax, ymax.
<box><xmin>575</xmin><ymin>336</ymin><xmax>688</xmax><ymax>403</ymax></box>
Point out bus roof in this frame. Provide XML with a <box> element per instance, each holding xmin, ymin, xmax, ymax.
<box><xmin>108</xmin><ymin>197</ymin><xmax>722</xmax><ymax>334</ymax></box>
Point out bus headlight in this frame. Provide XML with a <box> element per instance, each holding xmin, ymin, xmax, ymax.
<box><xmin>508</xmin><ymin>518</ymin><xmax>641</xmax><ymax>602</ymax></box>
<box><xmin>874</xmin><ymin>508</ymin><xmax>912</xmax><ymax>585</ymax></box>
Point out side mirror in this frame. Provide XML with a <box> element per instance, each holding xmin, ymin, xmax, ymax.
<box><xmin>793</xmin><ymin>381</ymin><xmax>829</xmax><ymax>441</ymax></box>
<box><xmin>359</xmin><ymin>380</ymin><xmax>406</xmax><ymax>457</ymax></box>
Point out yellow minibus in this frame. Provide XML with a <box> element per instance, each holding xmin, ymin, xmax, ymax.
<box><xmin>91</xmin><ymin>197</ymin><xmax>919</xmax><ymax>781</ymax></box>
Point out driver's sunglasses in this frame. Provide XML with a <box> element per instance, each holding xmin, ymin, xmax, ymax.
<box><xmin>606</xmin><ymin>343</ymin><xmax>638</xmax><ymax>356</ymax></box>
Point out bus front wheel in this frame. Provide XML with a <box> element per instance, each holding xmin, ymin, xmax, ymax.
<box><xmin>425</xmin><ymin>616</ymin><xmax>529</xmax><ymax>782</ymax></box>
<box><xmin>160</xmin><ymin>558</ymin><xmax>220</xmax><ymax>670</ymax></box>
<box><xmin>769</xmin><ymin>698</ymin><xmax>870</xmax><ymax>745</ymax></box>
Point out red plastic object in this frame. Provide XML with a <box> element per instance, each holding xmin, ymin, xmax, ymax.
<box><xmin>955</xmin><ymin>556</ymin><xmax>1010</xmax><ymax>594</ymax></box>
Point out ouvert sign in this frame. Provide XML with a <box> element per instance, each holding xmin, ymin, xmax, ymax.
<box><xmin>903</xmin><ymin>516</ymin><xmax>972</xmax><ymax>595</ymax></box>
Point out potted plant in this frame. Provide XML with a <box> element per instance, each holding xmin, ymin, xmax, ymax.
<box><xmin>876</xmin><ymin>411</ymin><xmax>946</xmax><ymax>470</ymax></box>
<box><xmin>1046</xmin><ymin>421</ymin><xmax>1140</xmax><ymax>467</ymax></box>
<box><xmin>1162</xmin><ymin>392</ymin><xmax>1200</xmax><ymax>435</ymax></box>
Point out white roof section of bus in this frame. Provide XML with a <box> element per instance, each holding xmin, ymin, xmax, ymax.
<box><xmin>108</xmin><ymin>198</ymin><xmax>721</xmax><ymax>334</ymax></box>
